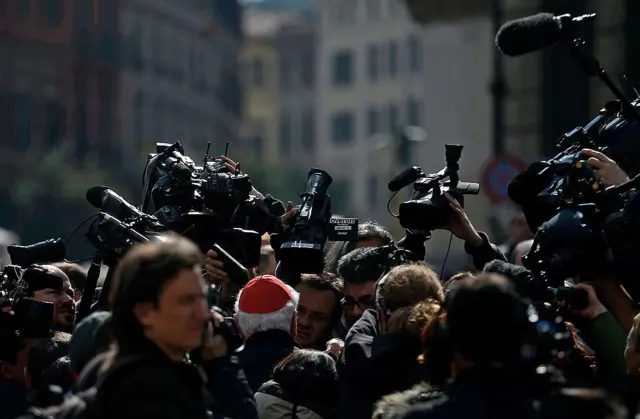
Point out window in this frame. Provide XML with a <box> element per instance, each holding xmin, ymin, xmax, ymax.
<box><xmin>152</xmin><ymin>28</ymin><xmax>163</xmax><ymax>76</ymax></box>
<box><xmin>367</xmin><ymin>106</ymin><xmax>378</xmax><ymax>136</ymax></box>
<box><xmin>14</xmin><ymin>0</ymin><xmax>29</xmax><ymax>19</ymax></box>
<box><xmin>14</xmin><ymin>93</ymin><xmax>31</xmax><ymax>151</ymax></box>
<box><xmin>301</xmin><ymin>109</ymin><xmax>315</xmax><ymax>150</ymax></box>
<box><xmin>154</xmin><ymin>97</ymin><xmax>165</xmax><ymax>141</ymax></box>
<box><xmin>388</xmin><ymin>40</ymin><xmax>398</xmax><ymax>77</ymax></box>
<box><xmin>408</xmin><ymin>35</ymin><xmax>422</xmax><ymax>72</ymax></box>
<box><xmin>367</xmin><ymin>44</ymin><xmax>378</xmax><ymax>81</ymax></box>
<box><xmin>280</xmin><ymin>59</ymin><xmax>291</xmax><ymax>88</ymax></box>
<box><xmin>133</xmin><ymin>92</ymin><xmax>144</xmax><ymax>144</ymax></box>
<box><xmin>279</xmin><ymin>114</ymin><xmax>291</xmax><ymax>155</ymax></box>
<box><xmin>251</xmin><ymin>58</ymin><xmax>264</xmax><ymax>86</ymax></box>
<box><xmin>331</xmin><ymin>112</ymin><xmax>355</xmax><ymax>144</ymax></box>
<box><xmin>189</xmin><ymin>49</ymin><xmax>196</xmax><ymax>85</ymax></box>
<box><xmin>366</xmin><ymin>0</ymin><xmax>381</xmax><ymax>20</ymax></box>
<box><xmin>44</xmin><ymin>100</ymin><xmax>66</xmax><ymax>147</ymax></box>
<box><xmin>407</xmin><ymin>97</ymin><xmax>422</xmax><ymax>126</ymax></box>
<box><xmin>130</xmin><ymin>21</ymin><xmax>143</xmax><ymax>71</ymax></box>
<box><xmin>388</xmin><ymin>104</ymin><xmax>398</xmax><ymax>134</ymax></box>
<box><xmin>332</xmin><ymin>50</ymin><xmax>353</xmax><ymax>86</ymax></box>
<box><xmin>301</xmin><ymin>51</ymin><xmax>314</xmax><ymax>88</ymax></box>
<box><xmin>331</xmin><ymin>179</ymin><xmax>351</xmax><ymax>214</ymax></box>
<box><xmin>367</xmin><ymin>175</ymin><xmax>378</xmax><ymax>209</ymax></box>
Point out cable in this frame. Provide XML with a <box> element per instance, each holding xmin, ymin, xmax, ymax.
<box><xmin>386</xmin><ymin>190</ymin><xmax>400</xmax><ymax>218</ymax></box>
<box><xmin>64</xmin><ymin>213</ymin><xmax>99</xmax><ymax>262</ymax></box>
<box><xmin>439</xmin><ymin>232</ymin><xmax>453</xmax><ymax>279</ymax></box>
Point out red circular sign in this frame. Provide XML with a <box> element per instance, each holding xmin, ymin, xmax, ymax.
<box><xmin>481</xmin><ymin>155</ymin><xmax>527</xmax><ymax>203</ymax></box>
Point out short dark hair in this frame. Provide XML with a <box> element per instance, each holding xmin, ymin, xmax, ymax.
<box><xmin>445</xmin><ymin>275</ymin><xmax>533</xmax><ymax>365</ymax></box>
<box><xmin>27</xmin><ymin>332</ymin><xmax>72</xmax><ymax>391</ymax></box>
<box><xmin>337</xmin><ymin>246</ymin><xmax>393</xmax><ymax>285</ymax></box>
<box><xmin>272</xmin><ymin>349</ymin><xmax>339</xmax><ymax>412</ymax></box>
<box><xmin>299</xmin><ymin>273</ymin><xmax>344</xmax><ymax>325</ymax></box>
<box><xmin>52</xmin><ymin>262</ymin><xmax>87</xmax><ymax>292</ymax></box>
<box><xmin>109</xmin><ymin>234</ymin><xmax>203</xmax><ymax>352</ymax></box>
<box><xmin>324</xmin><ymin>221</ymin><xmax>393</xmax><ymax>274</ymax></box>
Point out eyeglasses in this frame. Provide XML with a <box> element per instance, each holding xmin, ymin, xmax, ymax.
<box><xmin>341</xmin><ymin>295</ymin><xmax>374</xmax><ymax>311</ymax></box>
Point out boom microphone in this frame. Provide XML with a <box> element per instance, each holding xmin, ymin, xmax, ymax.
<box><xmin>495</xmin><ymin>13</ymin><xmax>596</xmax><ymax>57</ymax></box>
<box><xmin>388</xmin><ymin>166</ymin><xmax>422</xmax><ymax>192</ymax></box>
<box><xmin>87</xmin><ymin>186</ymin><xmax>147</xmax><ymax>221</ymax></box>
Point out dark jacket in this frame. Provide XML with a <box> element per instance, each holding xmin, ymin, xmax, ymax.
<box><xmin>90</xmin><ymin>340</ymin><xmax>257</xmax><ymax>419</ymax></box>
<box><xmin>238</xmin><ymin>329</ymin><xmax>299</xmax><ymax>393</ymax></box>
<box><xmin>464</xmin><ymin>232</ymin><xmax>507</xmax><ymax>270</ymax></box>
<box><xmin>0</xmin><ymin>379</ymin><xmax>29</xmax><ymax>419</ymax></box>
<box><xmin>400</xmin><ymin>367</ymin><xmax>538</xmax><ymax>419</ymax></box>
<box><xmin>338</xmin><ymin>310</ymin><xmax>424</xmax><ymax>419</ymax></box>
<box><xmin>256</xmin><ymin>380</ymin><xmax>337</xmax><ymax>419</ymax></box>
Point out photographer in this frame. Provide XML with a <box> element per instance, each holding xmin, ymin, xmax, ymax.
<box><xmin>84</xmin><ymin>234</ymin><xmax>257</xmax><ymax>419</ymax></box>
<box><xmin>340</xmin><ymin>263</ymin><xmax>444</xmax><ymax>419</ymax></box>
<box><xmin>24</xmin><ymin>265</ymin><xmax>76</xmax><ymax>332</ymax></box>
<box><xmin>401</xmin><ymin>275</ymin><xmax>539</xmax><ymax>419</ymax></box>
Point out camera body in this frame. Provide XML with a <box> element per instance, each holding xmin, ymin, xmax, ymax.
<box><xmin>139</xmin><ymin>142</ymin><xmax>267</xmax><ymax>284</ymax></box>
<box><xmin>391</xmin><ymin>145</ymin><xmax>480</xmax><ymax>232</ymax></box>
<box><xmin>511</xmin><ymin>100</ymin><xmax>640</xmax><ymax>297</ymax></box>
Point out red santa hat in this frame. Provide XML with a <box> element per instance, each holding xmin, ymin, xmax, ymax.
<box><xmin>235</xmin><ymin>275</ymin><xmax>299</xmax><ymax>337</ymax></box>
<box><xmin>237</xmin><ymin>275</ymin><xmax>293</xmax><ymax>314</ymax></box>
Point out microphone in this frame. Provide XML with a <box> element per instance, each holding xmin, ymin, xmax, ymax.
<box><xmin>495</xmin><ymin>12</ymin><xmax>596</xmax><ymax>57</ymax></box>
<box><xmin>86</xmin><ymin>186</ymin><xmax>147</xmax><ymax>221</ymax></box>
<box><xmin>388</xmin><ymin>166</ymin><xmax>422</xmax><ymax>192</ymax></box>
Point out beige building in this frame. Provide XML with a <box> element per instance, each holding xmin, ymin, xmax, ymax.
<box><xmin>239</xmin><ymin>9</ymin><xmax>309</xmax><ymax>163</ymax></box>
<box><xmin>316</xmin><ymin>0</ymin><xmax>495</xmax><ymax>261</ymax></box>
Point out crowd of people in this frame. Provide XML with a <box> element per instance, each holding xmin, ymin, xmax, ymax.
<box><xmin>0</xmin><ymin>148</ymin><xmax>639</xmax><ymax>419</ymax></box>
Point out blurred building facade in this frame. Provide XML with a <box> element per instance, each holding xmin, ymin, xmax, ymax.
<box><xmin>0</xmin><ymin>0</ymin><xmax>121</xmax><ymax>164</ymax></box>
<box><xmin>239</xmin><ymin>9</ymin><xmax>312</xmax><ymax>164</ymax></box>
<box><xmin>316</xmin><ymin>0</ymin><xmax>494</xmax><ymax>245</ymax></box>
<box><xmin>118</xmin><ymin>0</ymin><xmax>242</xmax><ymax>168</ymax></box>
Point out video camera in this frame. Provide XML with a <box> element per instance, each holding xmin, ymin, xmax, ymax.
<box><xmin>0</xmin><ymin>240</ymin><xmax>64</xmax><ymax>361</ymax></box>
<box><xmin>139</xmin><ymin>142</ymin><xmax>270</xmax><ymax>285</ymax></box>
<box><xmin>388</xmin><ymin>144</ymin><xmax>480</xmax><ymax>233</ymax></box>
<box><xmin>501</xmin><ymin>13</ymin><xmax>640</xmax><ymax>299</ymax></box>
<box><xmin>278</xmin><ymin>168</ymin><xmax>358</xmax><ymax>276</ymax></box>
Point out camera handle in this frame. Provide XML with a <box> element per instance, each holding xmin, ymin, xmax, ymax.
<box><xmin>568</xmin><ymin>36</ymin><xmax>635</xmax><ymax>114</ymax></box>
<box><xmin>76</xmin><ymin>253</ymin><xmax>104</xmax><ymax>322</ymax></box>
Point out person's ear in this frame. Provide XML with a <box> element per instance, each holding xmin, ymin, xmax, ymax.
<box><xmin>133</xmin><ymin>302</ymin><xmax>156</xmax><ymax>327</ymax></box>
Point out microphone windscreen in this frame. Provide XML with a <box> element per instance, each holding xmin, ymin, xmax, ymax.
<box><xmin>172</xmin><ymin>162</ymin><xmax>192</xmax><ymax>180</ymax></box>
<box><xmin>86</xmin><ymin>186</ymin><xmax>109</xmax><ymax>209</ymax></box>
<box><xmin>495</xmin><ymin>13</ymin><xmax>562</xmax><ymax>57</ymax></box>
<box><xmin>388</xmin><ymin>167</ymin><xmax>421</xmax><ymax>192</ymax></box>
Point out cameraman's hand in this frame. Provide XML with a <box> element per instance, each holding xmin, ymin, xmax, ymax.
<box><xmin>205</xmin><ymin>250</ymin><xmax>229</xmax><ymax>298</ymax></box>
<box><xmin>219</xmin><ymin>155</ymin><xmax>265</xmax><ymax>200</ymax></box>
<box><xmin>581</xmin><ymin>149</ymin><xmax>629</xmax><ymax>187</ymax></box>
<box><xmin>571</xmin><ymin>282</ymin><xmax>608</xmax><ymax>319</ymax></box>
<box><xmin>326</xmin><ymin>338</ymin><xmax>344</xmax><ymax>359</ymax></box>
<box><xmin>442</xmin><ymin>193</ymin><xmax>483</xmax><ymax>248</ymax></box>
<box><xmin>281</xmin><ymin>201</ymin><xmax>298</xmax><ymax>233</ymax></box>
<box><xmin>202</xmin><ymin>310</ymin><xmax>229</xmax><ymax>361</ymax></box>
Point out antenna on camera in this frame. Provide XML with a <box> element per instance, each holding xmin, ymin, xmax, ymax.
<box><xmin>622</xmin><ymin>74</ymin><xmax>640</xmax><ymax>101</ymax></box>
<box><xmin>203</xmin><ymin>142</ymin><xmax>211</xmax><ymax>165</ymax></box>
<box><xmin>224</xmin><ymin>142</ymin><xmax>230</xmax><ymax>156</ymax></box>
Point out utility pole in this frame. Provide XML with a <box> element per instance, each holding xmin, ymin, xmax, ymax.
<box><xmin>491</xmin><ymin>0</ymin><xmax>506</xmax><ymax>156</ymax></box>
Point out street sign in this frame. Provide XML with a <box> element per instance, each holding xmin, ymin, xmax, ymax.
<box><xmin>481</xmin><ymin>155</ymin><xmax>527</xmax><ymax>203</ymax></box>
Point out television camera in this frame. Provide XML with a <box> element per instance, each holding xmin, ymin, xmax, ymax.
<box><xmin>0</xmin><ymin>240</ymin><xmax>64</xmax><ymax>362</ymax></box>
<box><xmin>140</xmin><ymin>142</ymin><xmax>270</xmax><ymax>272</ymax></box>
<box><xmin>501</xmin><ymin>13</ymin><xmax>640</xmax><ymax>300</ymax></box>
<box><xmin>387</xmin><ymin>144</ymin><xmax>480</xmax><ymax>233</ymax></box>
<box><xmin>276</xmin><ymin>168</ymin><xmax>358</xmax><ymax>282</ymax></box>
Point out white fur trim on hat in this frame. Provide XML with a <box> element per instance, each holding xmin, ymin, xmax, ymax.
<box><xmin>235</xmin><ymin>285</ymin><xmax>299</xmax><ymax>339</ymax></box>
